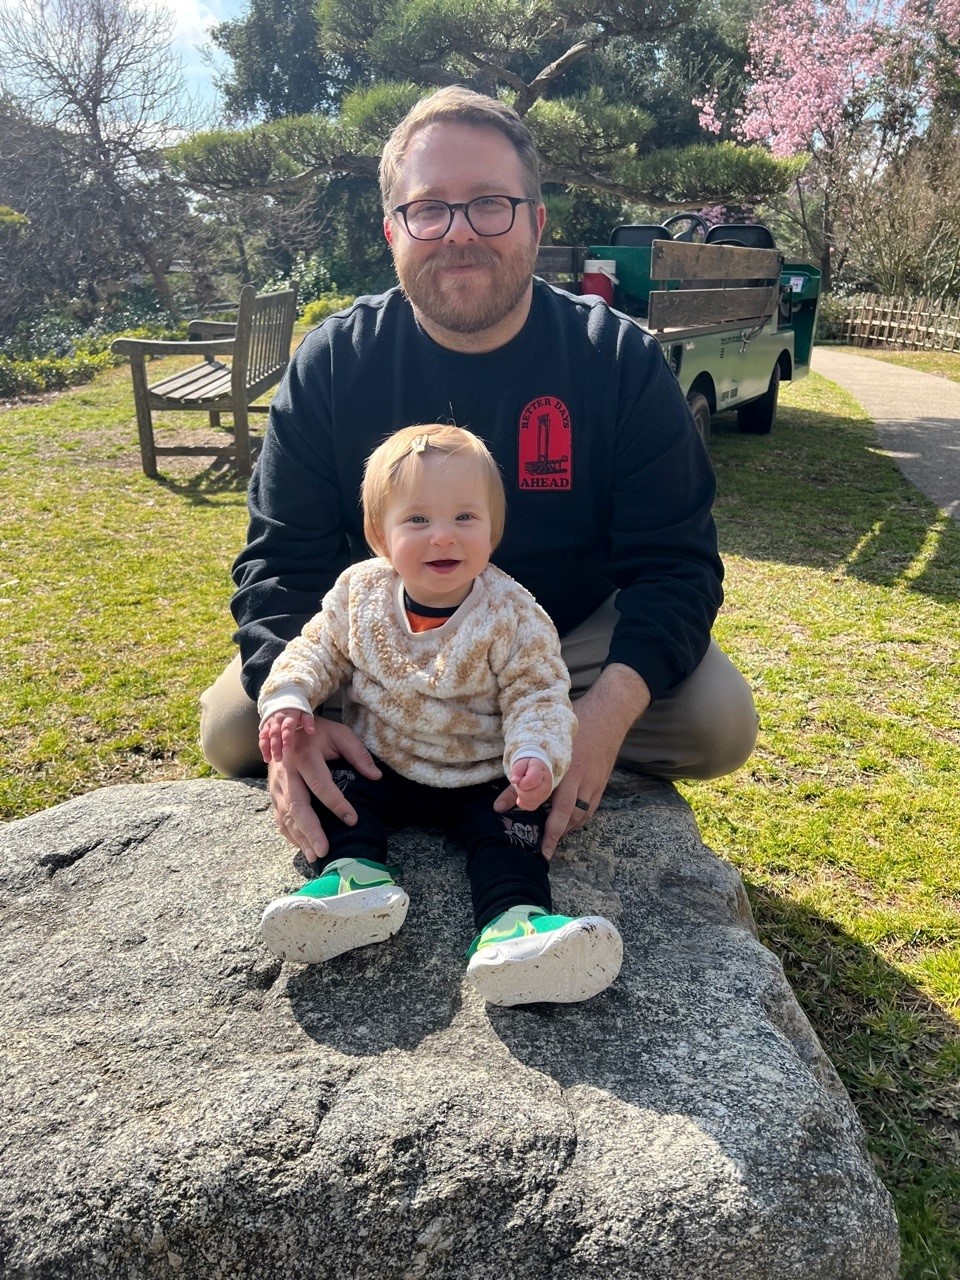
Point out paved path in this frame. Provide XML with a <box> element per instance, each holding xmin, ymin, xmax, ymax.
<box><xmin>812</xmin><ymin>347</ymin><xmax>960</xmax><ymax>520</ymax></box>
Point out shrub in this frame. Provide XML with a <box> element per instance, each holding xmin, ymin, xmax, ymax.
<box><xmin>0</xmin><ymin>323</ymin><xmax>184</xmax><ymax>400</ymax></box>
<box><xmin>90</xmin><ymin>286</ymin><xmax>179</xmax><ymax>336</ymax></box>
<box><xmin>262</xmin><ymin>253</ymin><xmax>336</xmax><ymax>309</ymax></box>
<box><xmin>815</xmin><ymin>293</ymin><xmax>851</xmax><ymax>342</ymax></box>
<box><xmin>0</xmin><ymin>350</ymin><xmax>111</xmax><ymax>397</ymax></box>
<box><xmin>300</xmin><ymin>293</ymin><xmax>357</xmax><ymax>326</ymax></box>
<box><xmin>0</xmin><ymin>311</ymin><xmax>85</xmax><ymax>360</ymax></box>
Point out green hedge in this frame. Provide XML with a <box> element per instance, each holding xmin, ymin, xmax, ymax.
<box><xmin>300</xmin><ymin>293</ymin><xmax>357</xmax><ymax>326</ymax></box>
<box><xmin>0</xmin><ymin>350</ymin><xmax>112</xmax><ymax>398</ymax></box>
<box><xmin>0</xmin><ymin>326</ymin><xmax>183</xmax><ymax>399</ymax></box>
<box><xmin>815</xmin><ymin>293</ymin><xmax>849</xmax><ymax>343</ymax></box>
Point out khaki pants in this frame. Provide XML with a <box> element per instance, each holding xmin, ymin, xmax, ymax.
<box><xmin>200</xmin><ymin>594</ymin><xmax>758</xmax><ymax>781</ymax></box>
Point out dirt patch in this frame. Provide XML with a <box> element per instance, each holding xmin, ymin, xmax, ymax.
<box><xmin>0</xmin><ymin>388</ymin><xmax>68</xmax><ymax>412</ymax></box>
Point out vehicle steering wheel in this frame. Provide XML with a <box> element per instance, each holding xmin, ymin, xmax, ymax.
<box><xmin>662</xmin><ymin>213</ymin><xmax>711</xmax><ymax>242</ymax></box>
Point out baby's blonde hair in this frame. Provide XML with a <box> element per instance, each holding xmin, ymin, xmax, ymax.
<box><xmin>362</xmin><ymin>424</ymin><xmax>506</xmax><ymax>557</ymax></box>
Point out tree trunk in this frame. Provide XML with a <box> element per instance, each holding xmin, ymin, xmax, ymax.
<box><xmin>140</xmin><ymin>243</ymin><xmax>179</xmax><ymax>318</ymax></box>
<box><xmin>235</xmin><ymin>231</ymin><xmax>252</xmax><ymax>286</ymax></box>
<box><xmin>820</xmin><ymin>189</ymin><xmax>833</xmax><ymax>295</ymax></box>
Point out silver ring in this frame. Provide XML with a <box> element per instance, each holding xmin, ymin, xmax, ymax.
<box><xmin>574</xmin><ymin>798</ymin><xmax>590</xmax><ymax>811</ymax></box>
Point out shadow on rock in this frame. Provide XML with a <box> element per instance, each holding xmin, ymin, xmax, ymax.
<box><xmin>485</xmin><ymin>862</ymin><xmax>956</xmax><ymax>1279</ymax></box>
<box><xmin>284</xmin><ymin>830</ymin><xmax>473</xmax><ymax>1055</ymax></box>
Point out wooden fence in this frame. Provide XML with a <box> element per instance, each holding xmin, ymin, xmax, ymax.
<box><xmin>841</xmin><ymin>293</ymin><xmax>960</xmax><ymax>351</ymax></box>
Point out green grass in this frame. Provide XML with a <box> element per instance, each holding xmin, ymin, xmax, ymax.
<box><xmin>830</xmin><ymin>344</ymin><xmax>960</xmax><ymax>384</ymax></box>
<box><xmin>688</xmin><ymin>377</ymin><xmax>960</xmax><ymax>1278</ymax></box>
<box><xmin>1</xmin><ymin>363</ymin><xmax>249</xmax><ymax>815</ymax></box>
<box><xmin>3</xmin><ymin>354</ymin><xmax>959</xmax><ymax>1277</ymax></box>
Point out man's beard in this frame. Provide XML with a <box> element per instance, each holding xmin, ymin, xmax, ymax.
<box><xmin>393</xmin><ymin>240</ymin><xmax>537</xmax><ymax>335</ymax></box>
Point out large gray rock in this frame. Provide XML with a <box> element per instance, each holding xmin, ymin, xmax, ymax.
<box><xmin>1</xmin><ymin>777</ymin><xmax>899</xmax><ymax>1279</ymax></box>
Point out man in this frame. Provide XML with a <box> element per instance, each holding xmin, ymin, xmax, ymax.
<box><xmin>200</xmin><ymin>85</ymin><xmax>758</xmax><ymax>863</ymax></box>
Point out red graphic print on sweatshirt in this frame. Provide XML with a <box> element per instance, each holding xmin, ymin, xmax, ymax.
<box><xmin>518</xmin><ymin>397</ymin><xmax>572</xmax><ymax>490</ymax></box>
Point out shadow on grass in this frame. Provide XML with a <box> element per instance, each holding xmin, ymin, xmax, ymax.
<box><xmin>154</xmin><ymin>452</ymin><xmax>253</xmax><ymax>504</ymax></box>
<box><xmin>709</xmin><ymin>408</ymin><xmax>959</xmax><ymax>603</ymax></box>
<box><xmin>747</xmin><ymin>882</ymin><xmax>960</xmax><ymax>1280</ymax></box>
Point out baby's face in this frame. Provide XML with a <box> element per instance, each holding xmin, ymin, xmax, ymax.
<box><xmin>380</xmin><ymin>452</ymin><xmax>494</xmax><ymax>608</ymax></box>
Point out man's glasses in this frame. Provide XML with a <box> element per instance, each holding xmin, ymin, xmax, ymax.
<box><xmin>391</xmin><ymin>195</ymin><xmax>536</xmax><ymax>241</ymax></box>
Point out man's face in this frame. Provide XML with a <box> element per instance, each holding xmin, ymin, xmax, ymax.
<box><xmin>384</xmin><ymin>122</ymin><xmax>545</xmax><ymax>345</ymax></box>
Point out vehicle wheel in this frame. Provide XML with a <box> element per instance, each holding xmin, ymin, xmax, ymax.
<box><xmin>687</xmin><ymin>391</ymin><xmax>712</xmax><ymax>443</ymax></box>
<box><xmin>737</xmin><ymin>365</ymin><xmax>780</xmax><ymax>435</ymax></box>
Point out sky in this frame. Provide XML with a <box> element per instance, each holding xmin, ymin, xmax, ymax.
<box><xmin>165</xmin><ymin>0</ymin><xmax>245</xmax><ymax>112</ymax></box>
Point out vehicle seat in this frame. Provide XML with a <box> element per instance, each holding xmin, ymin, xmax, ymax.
<box><xmin>610</xmin><ymin>224</ymin><xmax>672</xmax><ymax>246</ymax></box>
<box><xmin>704</xmin><ymin>223</ymin><xmax>777</xmax><ymax>249</ymax></box>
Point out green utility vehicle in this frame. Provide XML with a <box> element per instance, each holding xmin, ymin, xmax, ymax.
<box><xmin>536</xmin><ymin>215</ymin><xmax>821</xmax><ymax>440</ymax></box>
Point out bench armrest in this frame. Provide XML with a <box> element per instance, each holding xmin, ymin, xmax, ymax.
<box><xmin>111</xmin><ymin>336</ymin><xmax>237</xmax><ymax>358</ymax></box>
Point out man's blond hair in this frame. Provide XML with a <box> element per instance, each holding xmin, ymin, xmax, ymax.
<box><xmin>379</xmin><ymin>86</ymin><xmax>542</xmax><ymax>212</ymax></box>
<box><xmin>362</xmin><ymin>424</ymin><xmax>506</xmax><ymax>556</ymax></box>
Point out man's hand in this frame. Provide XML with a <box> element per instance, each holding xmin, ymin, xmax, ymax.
<box><xmin>509</xmin><ymin>757</ymin><xmax>552</xmax><ymax>811</ymax></box>
<box><xmin>268</xmin><ymin>718</ymin><xmax>381</xmax><ymax>863</ymax></box>
<box><xmin>495</xmin><ymin>664</ymin><xmax>651</xmax><ymax>858</ymax></box>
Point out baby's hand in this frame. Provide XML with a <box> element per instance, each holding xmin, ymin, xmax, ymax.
<box><xmin>509</xmin><ymin>757</ymin><xmax>553</xmax><ymax>811</ymax></box>
<box><xmin>258</xmin><ymin>709</ymin><xmax>315</xmax><ymax>764</ymax></box>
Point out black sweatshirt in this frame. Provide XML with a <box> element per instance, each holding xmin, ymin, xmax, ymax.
<box><xmin>231</xmin><ymin>281</ymin><xmax>724</xmax><ymax>704</ymax></box>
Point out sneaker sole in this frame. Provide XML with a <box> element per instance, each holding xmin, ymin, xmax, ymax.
<box><xmin>260</xmin><ymin>886</ymin><xmax>409</xmax><ymax>965</ymax></box>
<box><xmin>466</xmin><ymin>916</ymin><xmax>623</xmax><ymax>1007</ymax></box>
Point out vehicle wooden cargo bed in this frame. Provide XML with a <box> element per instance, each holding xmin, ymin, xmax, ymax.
<box><xmin>534</xmin><ymin>229</ymin><xmax>821</xmax><ymax>440</ymax></box>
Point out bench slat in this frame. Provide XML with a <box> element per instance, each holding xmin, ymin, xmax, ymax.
<box><xmin>149</xmin><ymin>363</ymin><xmax>231</xmax><ymax>400</ymax></box>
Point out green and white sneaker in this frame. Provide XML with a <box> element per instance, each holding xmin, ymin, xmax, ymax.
<box><xmin>465</xmin><ymin>905</ymin><xmax>623</xmax><ymax>1007</ymax></box>
<box><xmin>260</xmin><ymin>857</ymin><xmax>409</xmax><ymax>965</ymax></box>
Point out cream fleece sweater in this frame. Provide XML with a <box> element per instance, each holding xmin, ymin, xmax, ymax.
<box><xmin>258</xmin><ymin>559</ymin><xmax>576</xmax><ymax>789</ymax></box>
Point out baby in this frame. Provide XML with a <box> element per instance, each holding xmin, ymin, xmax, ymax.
<box><xmin>257</xmin><ymin>424</ymin><xmax>622</xmax><ymax>1006</ymax></box>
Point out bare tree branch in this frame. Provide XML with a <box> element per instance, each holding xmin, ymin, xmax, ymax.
<box><xmin>0</xmin><ymin>0</ymin><xmax>199</xmax><ymax>316</ymax></box>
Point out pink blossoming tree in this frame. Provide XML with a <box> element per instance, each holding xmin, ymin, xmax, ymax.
<box><xmin>697</xmin><ymin>0</ymin><xmax>960</xmax><ymax>291</ymax></box>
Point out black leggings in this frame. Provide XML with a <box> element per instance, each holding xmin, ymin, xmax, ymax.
<box><xmin>314</xmin><ymin>758</ymin><xmax>552</xmax><ymax>932</ymax></box>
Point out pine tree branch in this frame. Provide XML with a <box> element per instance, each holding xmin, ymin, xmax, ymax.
<box><xmin>399</xmin><ymin>62</ymin><xmax>465</xmax><ymax>88</ymax></box>
<box><xmin>515</xmin><ymin>36</ymin><xmax>604</xmax><ymax>113</ymax></box>
<box><xmin>465</xmin><ymin>53</ymin><xmax>528</xmax><ymax>97</ymax></box>
<box><xmin>182</xmin><ymin>152</ymin><xmax>380</xmax><ymax>197</ymax></box>
<box><xmin>539</xmin><ymin>163</ymin><xmax>751</xmax><ymax>207</ymax></box>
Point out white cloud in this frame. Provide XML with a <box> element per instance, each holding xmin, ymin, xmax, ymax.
<box><xmin>167</xmin><ymin>0</ymin><xmax>223</xmax><ymax>46</ymax></box>
<box><xmin>136</xmin><ymin>0</ymin><xmax>241</xmax><ymax>52</ymax></box>
<box><xmin>134</xmin><ymin>0</ymin><xmax>243</xmax><ymax>105</ymax></box>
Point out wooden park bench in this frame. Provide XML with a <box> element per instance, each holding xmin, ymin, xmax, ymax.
<box><xmin>111</xmin><ymin>283</ymin><xmax>298</xmax><ymax>478</ymax></box>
